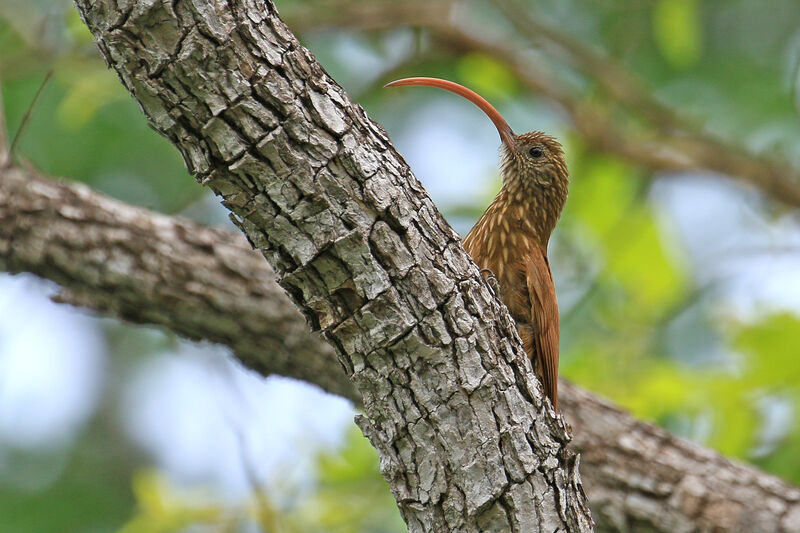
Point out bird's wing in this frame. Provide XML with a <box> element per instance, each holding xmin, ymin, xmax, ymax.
<box><xmin>525</xmin><ymin>248</ymin><xmax>560</xmax><ymax>409</ymax></box>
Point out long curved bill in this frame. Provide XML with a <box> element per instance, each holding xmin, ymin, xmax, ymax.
<box><xmin>384</xmin><ymin>77</ymin><xmax>516</xmax><ymax>149</ymax></box>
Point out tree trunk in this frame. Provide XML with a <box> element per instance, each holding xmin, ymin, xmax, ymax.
<box><xmin>72</xmin><ymin>0</ymin><xmax>595</xmax><ymax>530</ymax></box>
<box><xmin>3</xmin><ymin>165</ymin><xmax>799</xmax><ymax>531</ymax></box>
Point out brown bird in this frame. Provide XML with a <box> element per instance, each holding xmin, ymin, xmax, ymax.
<box><xmin>385</xmin><ymin>77</ymin><xmax>569</xmax><ymax>409</ymax></box>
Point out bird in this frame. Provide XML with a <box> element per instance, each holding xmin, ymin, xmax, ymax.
<box><xmin>385</xmin><ymin>77</ymin><xmax>569</xmax><ymax>409</ymax></box>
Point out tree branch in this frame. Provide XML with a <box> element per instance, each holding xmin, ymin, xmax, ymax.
<box><xmin>3</xmin><ymin>165</ymin><xmax>799</xmax><ymax>532</ymax></box>
<box><xmin>283</xmin><ymin>0</ymin><xmax>800</xmax><ymax>210</ymax></box>
<box><xmin>0</xmin><ymin>165</ymin><xmax>355</xmax><ymax>402</ymax></box>
<box><xmin>0</xmin><ymin>73</ymin><xmax>9</xmax><ymax>166</ymax></box>
<box><xmin>72</xmin><ymin>0</ymin><xmax>593</xmax><ymax>530</ymax></box>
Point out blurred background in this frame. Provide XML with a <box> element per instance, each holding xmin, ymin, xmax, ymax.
<box><xmin>2</xmin><ymin>0</ymin><xmax>800</xmax><ymax>531</ymax></box>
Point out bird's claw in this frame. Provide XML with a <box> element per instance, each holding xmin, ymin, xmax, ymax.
<box><xmin>479</xmin><ymin>268</ymin><xmax>503</xmax><ymax>300</ymax></box>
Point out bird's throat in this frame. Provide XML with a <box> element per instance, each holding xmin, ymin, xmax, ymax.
<box><xmin>493</xmin><ymin>182</ymin><xmax>559</xmax><ymax>250</ymax></box>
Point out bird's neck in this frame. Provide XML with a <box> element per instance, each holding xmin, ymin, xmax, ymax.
<box><xmin>493</xmin><ymin>178</ymin><xmax>564</xmax><ymax>250</ymax></box>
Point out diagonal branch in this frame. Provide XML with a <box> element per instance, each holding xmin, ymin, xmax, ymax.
<box><xmin>489</xmin><ymin>0</ymin><xmax>689</xmax><ymax>130</ymax></box>
<box><xmin>0</xmin><ymin>165</ymin><xmax>355</xmax><ymax>402</ymax></box>
<box><xmin>3</xmin><ymin>164</ymin><xmax>799</xmax><ymax>532</ymax></box>
<box><xmin>283</xmin><ymin>1</ymin><xmax>800</xmax><ymax>210</ymax></box>
<box><xmin>73</xmin><ymin>0</ymin><xmax>592</xmax><ymax>530</ymax></box>
<box><xmin>0</xmin><ymin>73</ymin><xmax>8</xmax><ymax>165</ymax></box>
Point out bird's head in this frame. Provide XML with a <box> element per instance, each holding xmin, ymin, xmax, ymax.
<box><xmin>385</xmin><ymin>77</ymin><xmax>569</xmax><ymax>235</ymax></box>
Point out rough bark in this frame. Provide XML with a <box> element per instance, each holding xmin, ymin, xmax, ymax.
<box><xmin>561</xmin><ymin>383</ymin><xmax>800</xmax><ymax>533</ymax></box>
<box><xmin>4</xmin><ymin>165</ymin><xmax>800</xmax><ymax>533</ymax></box>
<box><xmin>71</xmin><ymin>0</ymin><xmax>594</xmax><ymax>530</ymax></box>
<box><xmin>0</xmin><ymin>166</ymin><xmax>353</xmax><ymax>401</ymax></box>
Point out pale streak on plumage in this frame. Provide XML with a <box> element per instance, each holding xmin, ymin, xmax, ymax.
<box><xmin>462</xmin><ymin>131</ymin><xmax>568</xmax><ymax>409</ymax></box>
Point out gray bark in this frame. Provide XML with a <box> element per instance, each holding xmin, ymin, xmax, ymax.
<box><xmin>71</xmin><ymin>0</ymin><xmax>594</xmax><ymax>531</ymax></box>
<box><xmin>3</xmin><ymin>166</ymin><xmax>800</xmax><ymax>532</ymax></box>
<box><xmin>561</xmin><ymin>384</ymin><xmax>800</xmax><ymax>533</ymax></box>
<box><xmin>0</xmin><ymin>166</ymin><xmax>352</xmax><ymax>401</ymax></box>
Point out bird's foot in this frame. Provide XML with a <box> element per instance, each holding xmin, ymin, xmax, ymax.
<box><xmin>479</xmin><ymin>268</ymin><xmax>503</xmax><ymax>300</ymax></box>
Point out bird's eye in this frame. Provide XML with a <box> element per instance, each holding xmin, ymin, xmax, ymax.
<box><xmin>529</xmin><ymin>146</ymin><xmax>544</xmax><ymax>159</ymax></box>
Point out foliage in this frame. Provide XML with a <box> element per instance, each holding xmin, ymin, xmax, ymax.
<box><xmin>119</xmin><ymin>471</ymin><xmax>226</xmax><ymax>533</ymax></box>
<box><xmin>0</xmin><ymin>6</ymin><xmax>199</xmax><ymax>213</ymax></box>
<box><xmin>117</xmin><ymin>429</ymin><xmax>404</xmax><ymax>533</ymax></box>
<box><xmin>653</xmin><ymin>0</ymin><xmax>702</xmax><ymax>69</ymax></box>
<box><xmin>290</xmin><ymin>429</ymin><xmax>406</xmax><ymax>533</ymax></box>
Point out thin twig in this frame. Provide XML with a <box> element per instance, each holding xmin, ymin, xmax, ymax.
<box><xmin>7</xmin><ymin>69</ymin><xmax>53</xmax><ymax>164</ymax></box>
<box><xmin>0</xmin><ymin>73</ymin><xmax>8</xmax><ymax>165</ymax></box>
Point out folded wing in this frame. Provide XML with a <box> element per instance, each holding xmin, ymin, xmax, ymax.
<box><xmin>525</xmin><ymin>248</ymin><xmax>560</xmax><ymax>409</ymax></box>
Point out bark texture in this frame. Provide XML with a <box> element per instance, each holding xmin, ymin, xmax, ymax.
<box><xmin>561</xmin><ymin>383</ymin><xmax>800</xmax><ymax>533</ymax></box>
<box><xmin>0</xmin><ymin>166</ymin><xmax>353</xmax><ymax>401</ymax></box>
<box><xmin>4</xmin><ymin>166</ymin><xmax>800</xmax><ymax>533</ymax></box>
<box><xmin>72</xmin><ymin>0</ymin><xmax>594</xmax><ymax>530</ymax></box>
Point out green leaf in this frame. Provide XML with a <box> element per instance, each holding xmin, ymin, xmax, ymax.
<box><xmin>456</xmin><ymin>53</ymin><xmax>518</xmax><ymax>101</ymax></box>
<box><xmin>603</xmin><ymin>205</ymin><xmax>687</xmax><ymax>314</ymax></box>
<box><xmin>65</xmin><ymin>8</ymin><xmax>95</xmax><ymax>45</ymax></box>
<box><xmin>564</xmin><ymin>153</ymin><xmax>686</xmax><ymax>316</ymax></box>
<box><xmin>705</xmin><ymin>379</ymin><xmax>759</xmax><ymax>457</ymax></box>
<box><xmin>733</xmin><ymin>313</ymin><xmax>800</xmax><ymax>387</ymax></box>
<box><xmin>653</xmin><ymin>0</ymin><xmax>702</xmax><ymax>69</ymax></box>
<box><xmin>119</xmin><ymin>470</ymin><xmax>224</xmax><ymax>533</ymax></box>
<box><xmin>300</xmin><ymin>428</ymin><xmax>406</xmax><ymax>533</ymax></box>
<box><xmin>56</xmin><ymin>67</ymin><xmax>127</xmax><ymax>129</ymax></box>
<box><xmin>565</xmin><ymin>154</ymin><xmax>637</xmax><ymax>236</ymax></box>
